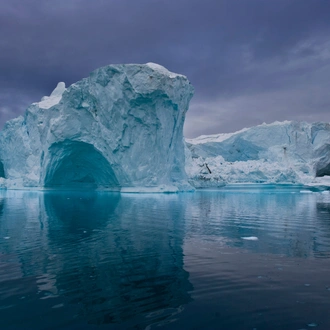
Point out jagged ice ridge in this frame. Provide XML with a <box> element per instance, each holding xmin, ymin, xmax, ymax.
<box><xmin>185</xmin><ymin>121</ymin><xmax>330</xmax><ymax>189</ymax></box>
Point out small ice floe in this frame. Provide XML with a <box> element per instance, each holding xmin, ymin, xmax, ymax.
<box><xmin>304</xmin><ymin>283</ymin><xmax>311</xmax><ymax>287</ymax></box>
<box><xmin>51</xmin><ymin>303</ymin><xmax>64</xmax><ymax>309</ymax></box>
<box><xmin>241</xmin><ymin>236</ymin><xmax>258</xmax><ymax>241</ymax></box>
<box><xmin>307</xmin><ymin>322</ymin><xmax>318</xmax><ymax>327</ymax></box>
<box><xmin>3</xmin><ymin>237</ymin><xmax>10</xmax><ymax>240</ymax></box>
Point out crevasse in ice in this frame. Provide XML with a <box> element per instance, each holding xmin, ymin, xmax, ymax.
<box><xmin>0</xmin><ymin>63</ymin><xmax>194</xmax><ymax>192</ymax></box>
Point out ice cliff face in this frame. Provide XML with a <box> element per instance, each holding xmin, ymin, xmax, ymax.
<box><xmin>186</xmin><ymin>121</ymin><xmax>330</xmax><ymax>188</ymax></box>
<box><xmin>0</xmin><ymin>63</ymin><xmax>194</xmax><ymax>192</ymax></box>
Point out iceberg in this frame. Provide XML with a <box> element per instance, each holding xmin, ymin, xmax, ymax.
<box><xmin>186</xmin><ymin>121</ymin><xmax>330</xmax><ymax>189</ymax></box>
<box><xmin>1</xmin><ymin>63</ymin><xmax>329</xmax><ymax>192</ymax></box>
<box><xmin>0</xmin><ymin>63</ymin><xmax>194</xmax><ymax>192</ymax></box>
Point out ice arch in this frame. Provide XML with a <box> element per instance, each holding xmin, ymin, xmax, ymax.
<box><xmin>0</xmin><ymin>161</ymin><xmax>5</xmax><ymax>178</ymax></box>
<box><xmin>44</xmin><ymin>141</ymin><xmax>120</xmax><ymax>189</ymax></box>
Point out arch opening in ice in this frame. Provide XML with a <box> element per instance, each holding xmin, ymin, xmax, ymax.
<box><xmin>44</xmin><ymin>141</ymin><xmax>120</xmax><ymax>190</ymax></box>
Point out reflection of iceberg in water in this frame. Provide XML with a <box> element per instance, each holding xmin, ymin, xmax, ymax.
<box><xmin>44</xmin><ymin>191</ymin><xmax>121</xmax><ymax>235</ymax></box>
<box><xmin>0</xmin><ymin>191</ymin><xmax>192</xmax><ymax>328</ymax></box>
<box><xmin>184</xmin><ymin>190</ymin><xmax>330</xmax><ymax>258</ymax></box>
<box><xmin>45</xmin><ymin>192</ymin><xmax>192</xmax><ymax>326</ymax></box>
<box><xmin>314</xmin><ymin>192</ymin><xmax>330</xmax><ymax>258</ymax></box>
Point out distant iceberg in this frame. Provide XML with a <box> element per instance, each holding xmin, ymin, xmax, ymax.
<box><xmin>0</xmin><ymin>63</ymin><xmax>194</xmax><ymax>192</ymax></box>
<box><xmin>185</xmin><ymin>121</ymin><xmax>330</xmax><ymax>189</ymax></box>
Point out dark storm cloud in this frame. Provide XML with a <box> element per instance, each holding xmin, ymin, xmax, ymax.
<box><xmin>1</xmin><ymin>0</ymin><xmax>330</xmax><ymax>137</ymax></box>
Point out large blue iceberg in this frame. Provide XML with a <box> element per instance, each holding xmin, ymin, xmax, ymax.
<box><xmin>0</xmin><ymin>63</ymin><xmax>194</xmax><ymax>192</ymax></box>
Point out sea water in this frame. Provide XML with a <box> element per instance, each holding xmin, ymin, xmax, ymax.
<box><xmin>1</xmin><ymin>187</ymin><xmax>330</xmax><ymax>329</ymax></box>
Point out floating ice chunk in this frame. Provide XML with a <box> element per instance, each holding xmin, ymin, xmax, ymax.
<box><xmin>3</xmin><ymin>237</ymin><xmax>10</xmax><ymax>239</ymax></box>
<box><xmin>241</xmin><ymin>236</ymin><xmax>258</xmax><ymax>241</ymax></box>
<box><xmin>52</xmin><ymin>303</ymin><xmax>64</xmax><ymax>309</ymax></box>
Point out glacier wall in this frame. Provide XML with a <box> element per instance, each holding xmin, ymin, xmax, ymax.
<box><xmin>0</xmin><ymin>63</ymin><xmax>194</xmax><ymax>192</ymax></box>
<box><xmin>186</xmin><ymin>121</ymin><xmax>330</xmax><ymax>188</ymax></box>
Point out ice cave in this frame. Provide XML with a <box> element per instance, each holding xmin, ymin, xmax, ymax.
<box><xmin>43</xmin><ymin>141</ymin><xmax>120</xmax><ymax>190</ymax></box>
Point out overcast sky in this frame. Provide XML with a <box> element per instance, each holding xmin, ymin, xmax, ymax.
<box><xmin>1</xmin><ymin>0</ymin><xmax>330</xmax><ymax>138</ymax></box>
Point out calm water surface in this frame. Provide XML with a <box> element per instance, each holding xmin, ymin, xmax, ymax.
<box><xmin>1</xmin><ymin>188</ymin><xmax>330</xmax><ymax>329</ymax></box>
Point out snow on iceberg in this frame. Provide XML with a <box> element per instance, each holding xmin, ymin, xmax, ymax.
<box><xmin>185</xmin><ymin>121</ymin><xmax>330</xmax><ymax>188</ymax></box>
<box><xmin>37</xmin><ymin>82</ymin><xmax>66</xmax><ymax>109</ymax></box>
<box><xmin>0</xmin><ymin>63</ymin><xmax>194</xmax><ymax>192</ymax></box>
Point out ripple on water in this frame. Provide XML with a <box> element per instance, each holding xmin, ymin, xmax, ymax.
<box><xmin>0</xmin><ymin>189</ymin><xmax>330</xmax><ymax>329</ymax></box>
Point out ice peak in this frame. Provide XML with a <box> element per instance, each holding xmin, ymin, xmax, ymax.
<box><xmin>38</xmin><ymin>82</ymin><xmax>66</xmax><ymax>109</ymax></box>
<box><xmin>50</xmin><ymin>82</ymin><xmax>66</xmax><ymax>97</ymax></box>
<box><xmin>146</xmin><ymin>62</ymin><xmax>184</xmax><ymax>79</ymax></box>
